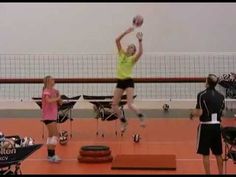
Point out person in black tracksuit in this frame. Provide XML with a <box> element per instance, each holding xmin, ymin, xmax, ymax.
<box><xmin>192</xmin><ymin>74</ymin><xmax>225</xmax><ymax>174</ymax></box>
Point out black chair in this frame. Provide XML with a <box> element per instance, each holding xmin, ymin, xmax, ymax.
<box><xmin>83</xmin><ymin>95</ymin><xmax>137</xmax><ymax>137</ymax></box>
<box><xmin>221</xmin><ymin>126</ymin><xmax>236</xmax><ymax>174</ymax></box>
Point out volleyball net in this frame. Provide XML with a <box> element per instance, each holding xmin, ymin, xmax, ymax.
<box><xmin>0</xmin><ymin>53</ymin><xmax>235</xmax><ymax>109</ymax></box>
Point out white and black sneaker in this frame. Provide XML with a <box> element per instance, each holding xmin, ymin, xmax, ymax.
<box><xmin>48</xmin><ymin>155</ymin><xmax>62</xmax><ymax>163</ymax></box>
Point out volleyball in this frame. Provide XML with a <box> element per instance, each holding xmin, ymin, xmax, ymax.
<box><xmin>132</xmin><ymin>15</ymin><xmax>144</xmax><ymax>28</ymax></box>
<box><xmin>163</xmin><ymin>104</ymin><xmax>170</xmax><ymax>112</ymax></box>
<box><xmin>132</xmin><ymin>133</ymin><xmax>141</xmax><ymax>143</ymax></box>
<box><xmin>59</xmin><ymin>130</ymin><xmax>68</xmax><ymax>145</ymax></box>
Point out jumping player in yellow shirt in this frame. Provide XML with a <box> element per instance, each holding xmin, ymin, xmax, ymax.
<box><xmin>112</xmin><ymin>26</ymin><xmax>145</xmax><ymax>133</ymax></box>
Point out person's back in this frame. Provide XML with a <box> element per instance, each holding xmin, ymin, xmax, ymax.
<box><xmin>192</xmin><ymin>74</ymin><xmax>225</xmax><ymax>174</ymax></box>
<box><xmin>198</xmin><ymin>88</ymin><xmax>225</xmax><ymax>123</ymax></box>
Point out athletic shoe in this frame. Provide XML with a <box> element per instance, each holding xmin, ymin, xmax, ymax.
<box><xmin>48</xmin><ymin>155</ymin><xmax>61</xmax><ymax>163</ymax></box>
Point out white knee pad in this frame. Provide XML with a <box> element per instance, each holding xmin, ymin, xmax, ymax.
<box><xmin>50</xmin><ymin>136</ymin><xmax>58</xmax><ymax>145</ymax></box>
<box><xmin>46</xmin><ymin>137</ymin><xmax>51</xmax><ymax>145</ymax></box>
<box><xmin>46</xmin><ymin>136</ymin><xmax>58</xmax><ymax>145</ymax></box>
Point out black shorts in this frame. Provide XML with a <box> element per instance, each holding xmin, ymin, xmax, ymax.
<box><xmin>197</xmin><ymin>124</ymin><xmax>222</xmax><ymax>156</ymax></box>
<box><xmin>116</xmin><ymin>79</ymin><xmax>134</xmax><ymax>90</ymax></box>
<box><xmin>42</xmin><ymin>120</ymin><xmax>57</xmax><ymax>125</ymax></box>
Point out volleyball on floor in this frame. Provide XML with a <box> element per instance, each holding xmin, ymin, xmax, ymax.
<box><xmin>59</xmin><ymin>130</ymin><xmax>69</xmax><ymax>145</ymax></box>
<box><xmin>132</xmin><ymin>15</ymin><xmax>144</xmax><ymax>27</ymax></box>
<box><xmin>132</xmin><ymin>134</ymin><xmax>141</xmax><ymax>143</ymax></box>
<box><xmin>163</xmin><ymin>104</ymin><xmax>170</xmax><ymax>111</ymax></box>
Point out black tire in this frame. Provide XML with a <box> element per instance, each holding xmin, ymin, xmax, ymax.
<box><xmin>81</xmin><ymin>145</ymin><xmax>110</xmax><ymax>151</ymax></box>
<box><xmin>80</xmin><ymin>149</ymin><xmax>111</xmax><ymax>157</ymax></box>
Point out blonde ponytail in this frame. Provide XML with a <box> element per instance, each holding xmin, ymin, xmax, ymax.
<box><xmin>43</xmin><ymin>75</ymin><xmax>51</xmax><ymax>91</ymax></box>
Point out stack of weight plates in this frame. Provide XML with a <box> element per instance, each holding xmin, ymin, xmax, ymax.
<box><xmin>78</xmin><ymin>145</ymin><xmax>113</xmax><ymax>163</ymax></box>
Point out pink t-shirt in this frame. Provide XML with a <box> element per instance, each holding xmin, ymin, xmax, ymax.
<box><xmin>42</xmin><ymin>88</ymin><xmax>59</xmax><ymax>121</ymax></box>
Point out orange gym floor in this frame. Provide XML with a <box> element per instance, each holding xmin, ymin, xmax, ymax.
<box><xmin>1</xmin><ymin>117</ymin><xmax>236</xmax><ymax>174</ymax></box>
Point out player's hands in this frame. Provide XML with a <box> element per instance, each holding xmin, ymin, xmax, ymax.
<box><xmin>136</xmin><ymin>32</ymin><xmax>143</xmax><ymax>41</ymax></box>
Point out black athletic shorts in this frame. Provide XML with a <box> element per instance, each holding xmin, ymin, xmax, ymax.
<box><xmin>42</xmin><ymin>120</ymin><xmax>57</xmax><ymax>125</ymax></box>
<box><xmin>197</xmin><ymin>124</ymin><xmax>222</xmax><ymax>156</ymax></box>
<box><xmin>116</xmin><ymin>78</ymin><xmax>134</xmax><ymax>90</ymax></box>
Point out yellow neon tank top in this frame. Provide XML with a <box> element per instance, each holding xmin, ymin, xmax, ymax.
<box><xmin>116</xmin><ymin>50</ymin><xmax>135</xmax><ymax>79</ymax></box>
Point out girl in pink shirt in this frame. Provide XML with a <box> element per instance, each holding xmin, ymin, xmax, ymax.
<box><xmin>42</xmin><ymin>75</ymin><xmax>62</xmax><ymax>163</ymax></box>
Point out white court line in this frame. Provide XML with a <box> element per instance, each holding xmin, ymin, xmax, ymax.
<box><xmin>51</xmin><ymin>141</ymin><xmax>196</xmax><ymax>144</ymax></box>
<box><xmin>25</xmin><ymin>158</ymin><xmax>216</xmax><ymax>162</ymax></box>
<box><xmin>0</xmin><ymin>98</ymin><xmax>235</xmax><ymax>102</ymax></box>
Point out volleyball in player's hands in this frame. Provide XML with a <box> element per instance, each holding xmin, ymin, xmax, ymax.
<box><xmin>136</xmin><ymin>32</ymin><xmax>143</xmax><ymax>41</ymax></box>
<box><xmin>133</xmin><ymin>15</ymin><xmax>144</xmax><ymax>28</ymax></box>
